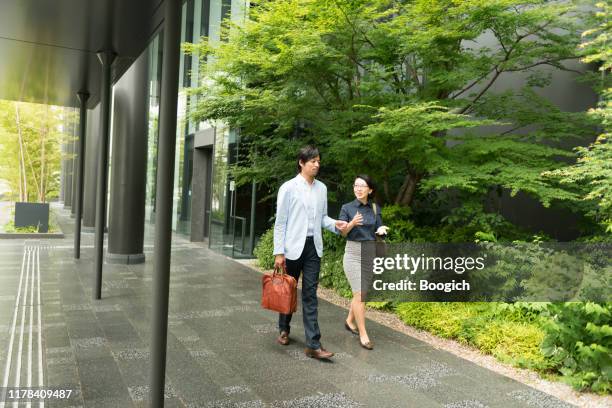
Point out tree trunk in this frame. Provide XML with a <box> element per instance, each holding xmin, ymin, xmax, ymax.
<box><xmin>394</xmin><ymin>171</ymin><xmax>422</xmax><ymax>207</ymax></box>
<box><xmin>15</xmin><ymin>103</ymin><xmax>28</xmax><ymax>202</ymax></box>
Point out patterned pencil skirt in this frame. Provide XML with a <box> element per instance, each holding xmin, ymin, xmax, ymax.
<box><xmin>343</xmin><ymin>240</ymin><xmax>362</xmax><ymax>293</ymax></box>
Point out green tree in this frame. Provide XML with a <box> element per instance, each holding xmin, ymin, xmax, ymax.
<box><xmin>545</xmin><ymin>1</ymin><xmax>611</xmax><ymax>233</ymax></box>
<box><xmin>189</xmin><ymin>0</ymin><xmax>592</xmax><ymax>218</ymax></box>
<box><xmin>0</xmin><ymin>100</ymin><xmax>74</xmax><ymax>202</ymax></box>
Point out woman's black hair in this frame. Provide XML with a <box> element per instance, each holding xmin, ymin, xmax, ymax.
<box><xmin>355</xmin><ymin>174</ymin><xmax>376</xmax><ymax>198</ymax></box>
<box><xmin>296</xmin><ymin>145</ymin><xmax>321</xmax><ymax>173</ymax></box>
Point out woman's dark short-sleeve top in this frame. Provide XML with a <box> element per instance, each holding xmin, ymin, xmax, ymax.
<box><xmin>338</xmin><ymin>199</ymin><xmax>383</xmax><ymax>242</ymax></box>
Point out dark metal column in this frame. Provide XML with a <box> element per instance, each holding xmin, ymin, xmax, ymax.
<box><xmin>93</xmin><ymin>50</ymin><xmax>116</xmax><ymax>300</ymax></box>
<box><xmin>74</xmin><ymin>91</ymin><xmax>89</xmax><ymax>258</ymax></box>
<box><xmin>150</xmin><ymin>0</ymin><xmax>181</xmax><ymax>405</ymax></box>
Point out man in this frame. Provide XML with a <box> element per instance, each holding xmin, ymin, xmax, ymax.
<box><xmin>273</xmin><ymin>146</ymin><xmax>348</xmax><ymax>359</ymax></box>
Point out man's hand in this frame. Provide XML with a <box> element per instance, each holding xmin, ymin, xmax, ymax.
<box><xmin>274</xmin><ymin>254</ymin><xmax>286</xmax><ymax>272</ymax></box>
<box><xmin>335</xmin><ymin>220</ymin><xmax>348</xmax><ymax>232</ymax></box>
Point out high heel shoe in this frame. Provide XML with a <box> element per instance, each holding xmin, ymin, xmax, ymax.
<box><xmin>344</xmin><ymin>321</ymin><xmax>359</xmax><ymax>335</ymax></box>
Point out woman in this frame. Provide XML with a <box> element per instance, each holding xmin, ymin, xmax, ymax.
<box><xmin>338</xmin><ymin>175</ymin><xmax>388</xmax><ymax>350</ymax></box>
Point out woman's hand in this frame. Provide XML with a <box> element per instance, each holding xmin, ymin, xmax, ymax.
<box><xmin>376</xmin><ymin>226</ymin><xmax>389</xmax><ymax>236</ymax></box>
<box><xmin>351</xmin><ymin>211</ymin><xmax>363</xmax><ymax>227</ymax></box>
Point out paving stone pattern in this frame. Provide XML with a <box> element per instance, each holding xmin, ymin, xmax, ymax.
<box><xmin>0</xmin><ymin>206</ymin><xmax>578</xmax><ymax>408</ymax></box>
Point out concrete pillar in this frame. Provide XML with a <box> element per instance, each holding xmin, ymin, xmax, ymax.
<box><xmin>82</xmin><ymin>104</ymin><xmax>100</xmax><ymax>232</ymax></box>
<box><xmin>150</xmin><ymin>0</ymin><xmax>182</xmax><ymax>405</ymax></box>
<box><xmin>106</xmin><ymin>50</ymin><xmax>149</xmax><ymax>264</ymax></box>
<box><xmin>93</xmin><ymin>50</ymin><xmax>116</xmax><ymax>300</ymax></box>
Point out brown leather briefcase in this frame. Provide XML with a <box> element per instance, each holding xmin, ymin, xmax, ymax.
<box><xmin>261</xmin><ymin>266</ymin><xmax>297</xmax><ymax>314</ymax></box>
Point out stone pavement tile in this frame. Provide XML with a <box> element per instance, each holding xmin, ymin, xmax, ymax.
<box><xmin>45</xmin><ymin>331</ymin><xmax>72</xmax><ymax>349</ymax></box>
<box><xmin>432</xmin><ymin>374</ymin><xmax>529</xmax><ymax>408</ymax></box>
<box><xmin>249</xmin><ymin>377</ymin><xmax>344</xmax><ymax>405</ymax></box>
<box><xmin>93</xmin><ymin>310</ymin><xmax>129</xmax><ymax>325</ymax></box>
<box><xmin>61</xmin><ymin>310</ymin><xmax>95</xmax><ymax>322</ymax></box>
<box><xmin>269</xmin><ymin>391</ymin><xmax>363</xmax><ymax>408</ymax></box>
<box><xmin>133</xmin><ymin>397</ymin><xmax>185</xmax><ymax>408</ymax></box>
<box><xmin>189</xmin><ymin>352</ymin><xmax>242</xmax><ymax>387</ymax></box>
<box><xmin>100</xmin><ymin>322</ymin><xmax>142</xmax><ymax>345</ymax></box>
<box><xmin>76</xmin><ymin>355</ymin><xmax>132</xmax><ymax>403</ymax></box>
<box><xmin>505</xmin><ymin>389</ymin><xmax>577</xmax><ymax>408</ymax></box>
<box><xmin>164</xmin><ymin>342</ymin><xmax>228</xmax><ymax>403</ymax></box>
<box><xmin>414</xmin><ymin>381</ymin><xmax>491</xmax><ymax>406</ymax></box>
<box><xmin>414</xmin><ymin>347</ymin><xmax>526</xmax><ymax>393</ymax></box>
<box><xmin>71</xmin><ymin>337</ymin><xmax>113</xmax><ymax>360</ymax></box>
<box><xmin>45</xmin><ymin>362</ymin><xmax>80</xmax><ymax>387</ymax></box>
<box><xmin>47</xmin><ymin>397</ymin><xmax>85</xmax><ymax>408</ymax></box>
<box><xmin>82</xmin><ymin>396</ymin><xmax>134</xmax><ymax>408</ymax></box>
<box><xmin>339</xmin><ymin>379</ymin><xmax>444</xmax><ymax>408</ymax></box>
<box><xmin>65</xmin><ymin>321</ymin><xmax>104</xmax><ymax>339</ymax></box>
<box><xmin>335</xmin><ymin>342</ymin><xmax>437</xmax><ymax>376</ymax></box>
<box><xmin>115</xmin><ymin>362</ymin><xmax>150</xmax><ymax>388</ymax></box>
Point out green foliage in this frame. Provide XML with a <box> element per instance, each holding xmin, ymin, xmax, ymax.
<box><xmin>381</xmin><ymin>200</ymin><xmax>534</xmax><ymax>243</ymax></box>
<box><xmin>0</xmin><ymin>101</ymin><xmax>75</xmax><ymax>202</ymax></box>
<box><xmin>541</xmin><ymin>302</ymin><xmax>612</xmax><ymax>393</ymax></box>
<box><xmin>2</xmin><ymin>207</ymin><xmax>59</xmax><ymax>233</ymax></box>
<box><xmin>189</xmin><ymin>0</ymin><xmax>589</xmax><ymax>211</ymax></box>
<box><xmin>319</xmin><ymin>250</ymin><xmax>353</xmax><ymax>298</ymax></box>
<box><xmin>3</xmin><ymin>220</ymin><xmax>38</xmax><ymax>233</ymax></box>
<box><xmin>543</xmin><ymin>1</ymin><xmax>612</xmax><ymax>233</ymax></box>
<box><xmin>253</xmin><ymin>227</ymin><xmax>275</xmax><ymax>270</ymax></box>
<box><xmin>396</xmin><ymin>302</ymin><xmax>551</xmax><ymax>370</ymax></box>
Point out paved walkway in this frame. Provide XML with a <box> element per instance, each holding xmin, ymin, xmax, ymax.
<box><xmin>0</xmin><ymin>205</ymin><xmax>576</xmax><ymax>407</ymax></box>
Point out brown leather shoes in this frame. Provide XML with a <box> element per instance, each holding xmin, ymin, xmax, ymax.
<box><xmin>277</xmin><ymin>331</ymin><xmax>290</xmax><ymax>345</ymax></box>
<box><xmin>304</xmin><ymin>347</ymin><xmax>334</xmax><ymax>359</ymax></box>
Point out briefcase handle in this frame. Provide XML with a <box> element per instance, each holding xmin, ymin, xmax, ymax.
<box><xmin>273</xmin><ymin>265</ymin><xmax>287</xmax><ymax>275</ymax></box>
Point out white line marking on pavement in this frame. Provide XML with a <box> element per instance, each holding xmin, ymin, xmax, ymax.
<box><xmin>37</xmin><ymin>247</ymin><xmax>44</xmax><ymax>408</ymax></box>
<box><xmin>26</xmin><ymin>247</ymin><xmax>35</xmax><ymax>408</ymax></box>
<box><xmin>13</xmin><ymin>248</ymin><xmax>31</xmax><ymax>407</ymax></box>
<box><xmin>0</xmin><ymin>248</ymin><xmax>27</xmax><ymax>408</ymax></box>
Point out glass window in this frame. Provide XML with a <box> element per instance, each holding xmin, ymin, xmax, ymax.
<box><xmin>145</xmin><ymin>33</ymin><xmax>162</xmax><ymax>226</ymax></box>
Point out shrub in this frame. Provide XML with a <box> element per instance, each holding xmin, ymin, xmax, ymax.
<box><xmin>396</xmin><ymin>302</ymin><xmax>550</xmax><ymax>370</ymax></box>
<box><xmin>253</xmin><ymin>228</ymin><xmax>274</xmax><ymax>270</ymax></box>
<box><xmin>319</xmin><ymin>250</ymin><xmax>352</xmax><ymax>298</ymax></box>
<box><xmin>541</xmin><ymin>302</ymin><xmax>612</xmax><ymax>393</ymax></box>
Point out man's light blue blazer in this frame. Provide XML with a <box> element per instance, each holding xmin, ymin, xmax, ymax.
<box><xmin>273</xmin><ymin>174</ymin><xmax>337</xmax><ymax>260</ymax></box>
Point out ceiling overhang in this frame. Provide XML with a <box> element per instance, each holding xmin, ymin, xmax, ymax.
<box><xmin>0</xmin><ymin>0</ymin><xmax>166</xmax><ymax>109</ymax></box>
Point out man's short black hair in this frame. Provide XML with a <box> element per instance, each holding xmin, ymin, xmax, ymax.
<box><xmin>297</xmin><ymin>146</ymin><xmax>320</xmax><ymax>173</ymax></box>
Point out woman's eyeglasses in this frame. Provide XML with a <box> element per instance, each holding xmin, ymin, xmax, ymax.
<box><xmin>353</xmin><ymin>184</ymin><xmax>369</xmax><ymax>189</ymax></box>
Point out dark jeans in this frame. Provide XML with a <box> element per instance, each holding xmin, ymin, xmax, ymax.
<box><xmin>278</xmin><ymin>237</ymin><xmax>321</xmax><ymax>349</ymax></box>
